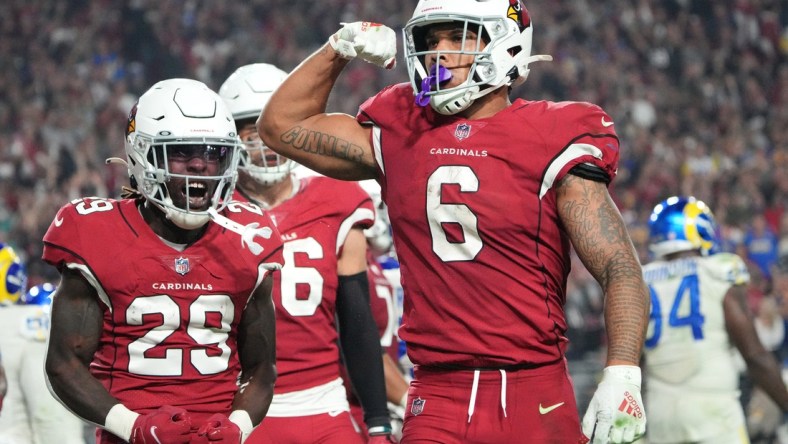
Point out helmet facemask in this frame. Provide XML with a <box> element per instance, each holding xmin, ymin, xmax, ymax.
<box><xmin>236</xmin><ymin>119</ymin><xmax>295</xmax><ymax>186</ymax></box>
<box><xmin>128</xmin><ymin>135</ymin><xmax>240</xmax><ymax>230</ymax></box>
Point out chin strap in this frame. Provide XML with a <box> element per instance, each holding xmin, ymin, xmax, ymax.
<box><xmin>207</xmin><ymin>208</ymin><xmax>280</xmax><ymax>266</ymax></box>
<box><xmin>530</xmin><ymin>54</ymin><xmax>553</xmax><ymax>63</ymax></box>
<box><xmin>105</xmin><ymin>157</ymin><xmax>129</xmax><ymax>167</ymax></box>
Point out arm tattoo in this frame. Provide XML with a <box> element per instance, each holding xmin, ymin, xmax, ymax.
<box><xmin>558</xmin><ymin>174</ymin><xmax>649</xmax><ymax>364</ymax></box>
<box><xmin>280</xmin><ymin>126</ymin><xmax>366</xmax><ymax>162</ymax></box>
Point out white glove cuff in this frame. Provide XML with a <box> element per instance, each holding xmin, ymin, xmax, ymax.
<box><xmin>104</xmin><ymin>403</ymin><xmax>140</xmax><ymax>442</ymax></box>
<box><xmin>602</xmin><ymin>365</ymin><xmax>641</xmax><ymax>388</ymax></box>
<box><xmin>328</xmin><ymin>30</ymin><xmax>356</xmax><ymax>60</ymax></box>
<box><xmin>398</xmin><ymin>392</ymin><xmax>408</xmax><ymax>410</ymax></box>
<box><xmin>229</xmin><ymin>410</ymin><xmax>254</xmax><ymax>443</ymax></box>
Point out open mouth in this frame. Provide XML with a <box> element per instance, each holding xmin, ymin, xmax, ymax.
<box><xmin>184</xmin><ymin>181</ymin><xmax>209</xmax><ymax>209</ymax></box>
<box><xmin>263</xmin><ymin>153</ymin><xmax>284</xmax><ymax>167</ymax></box>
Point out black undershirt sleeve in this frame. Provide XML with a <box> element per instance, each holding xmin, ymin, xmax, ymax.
<box><xmin>335</xmin><ymin>271</ymin><xmax>390</xmax><ymax>429</ymax></box>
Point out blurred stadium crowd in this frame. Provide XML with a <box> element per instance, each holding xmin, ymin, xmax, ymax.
<box><xmin>0</xmin><ymin>0</ymin><xmax>787</xmax><ymax>436</ymax></box>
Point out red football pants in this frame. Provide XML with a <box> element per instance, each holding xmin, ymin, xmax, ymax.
<box><xmin>246</xmin><ymin>411</ymin><xmax>364</xmax><ymax>444</ymax></box>
<box><xmin>401</xmin><ymin>360</ymin><xmax>585</xmax><ymax>444</ymax></box>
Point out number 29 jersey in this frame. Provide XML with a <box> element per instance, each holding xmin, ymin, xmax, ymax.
<box><xmin>357</xmin><ymin>83</ymin><xmax>620</xmax><ymax>368</ymax></box>
<box><xmin>42</xmin><ymin>197</ymin><xmax>283</xmax><ymax>421</ymax></box>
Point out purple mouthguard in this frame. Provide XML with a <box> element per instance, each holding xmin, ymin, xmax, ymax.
<box><xmin>415</xmin><ymin>65</ymin><xmax>452</xmax><ymax>107</ymax></box>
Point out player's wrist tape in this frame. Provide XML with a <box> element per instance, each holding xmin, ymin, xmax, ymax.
<box><xmin>368</xmin><ymin>424</ymin><xmax>393</xmax><ymax>436</ymax></box>
<box><xmin>104</xmin><ymin>403</ymin><xmax>140</xmax><ymax>442</ymax></box>
<box><xmin>602</xmin><ymin>365</ymin><xmax>642</xmax><ymax>388</ymax></box>
<box><xmin>229</xmin><ymin>410</ymin><xmax>254</xmax><ymax>443</ymax></box>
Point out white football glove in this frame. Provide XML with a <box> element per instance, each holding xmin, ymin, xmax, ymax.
<box><xmin>581</xmin><ymin>365</ymin><xmax>646</xmax><ymax>444</ymax></box>
<box><xmin>329</xmin><ymin>21</ymin><xmax>397</xmax><ymax>69</ymax></box>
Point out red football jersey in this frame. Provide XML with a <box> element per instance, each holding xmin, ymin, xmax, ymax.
<box><xmin>42</xmin><ymin>197</ymin><xmax>283</xmax><ymax>422</ymax></box>
<box><xmin>234</xmin><ymin>176</ymin><xmax>374</xmax><ymax>393</ymax></box>
<box><xmin>366</xmin><ymin>251</ymin><xmax>399</xmax><ymax>360</ymax></box>
<box><xmin>358</xmin><ymin>84</ymin><xmax>620</xmax><ymax>368</ymax></box>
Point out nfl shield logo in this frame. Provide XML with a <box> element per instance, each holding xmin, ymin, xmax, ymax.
<box><xmin>411</xmin><ymin>397</ymin><xmax>426</xmax><ymax>416</ymax></box>
<box><xmin>454</xmin><ymin>123</ymin><xmax>471</xmax><ymax>141</ymax></box>
<box><xmin>174</xmin><ymin>257</ymin><xmax>190</xmax><ymax>275</ymax></box>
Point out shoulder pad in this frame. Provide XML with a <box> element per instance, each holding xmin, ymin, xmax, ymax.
<box><xmin>705</xmin><ymin>253</ymin><xmax>750</xmax><ymax>285</ymax></box>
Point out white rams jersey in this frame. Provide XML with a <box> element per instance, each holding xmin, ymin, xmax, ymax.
<box><xmin>642</xmin><ymin>253</ymin><xmax>751</xmax><ymax>443</ymax></box>
<box><xmin>0</xmin><ymin>306</ymin><xmax>85</xmax><ymax>444</ymax></box>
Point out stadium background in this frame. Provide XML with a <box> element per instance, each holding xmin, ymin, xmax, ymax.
<box><xmin>0</xmin><ymin>0</ymin><xmax>786</xmax><ymax>442</ymax></box>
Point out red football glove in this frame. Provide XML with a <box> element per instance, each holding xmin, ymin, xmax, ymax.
<box><xmin>193</xmin><ymin>413</ymin><xmax>242</xmax><ymax>443</ymax></box>
<box><xmin>129</xmin><ymin>405</ymin><xmax>192</xmax><ymax>444</ymax></box>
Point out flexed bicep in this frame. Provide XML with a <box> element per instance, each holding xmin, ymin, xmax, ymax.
<box><xmin>257</xmin><ymin>40</ymin><xmax>378</xmax><ymax>181</ymax></box>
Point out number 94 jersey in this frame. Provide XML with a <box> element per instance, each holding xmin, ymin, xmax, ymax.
<box><xmin>642</xmin><ymin>253</ymin><xmax>750</xmax><ymax>390</ymax></box>
<box><xmin>41</xmin><ymin>197</ymin><xmax>283</xmax><ymax>419</ymax></box>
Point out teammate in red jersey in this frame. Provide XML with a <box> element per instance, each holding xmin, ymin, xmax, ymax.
<box><xmin>257</xmin><ymin>1</ymin><xmax>651</xmax><ymax>443</ymax></box>
<box><xmin>42</xmin><ymin>79</ymin><xmax>284</xmax><ymax>444</ymax></box>
<box><xmin>220</xmin><ymin>64</ymin><xmax>393</xmax><ymax>443</ymax></box>
<box><xmin>343</xmin><ymin>180</ymin><xmax>410</xmax><ymax>440</ymax></box>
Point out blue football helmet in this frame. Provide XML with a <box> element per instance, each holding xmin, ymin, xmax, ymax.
<box><xmin>20</xmin><ymin>282</ymin><xmax>55</xmax><ymax>306</ymax></box>
<box><xmin>648</xmin><ymin>196</ymin><xmax>719</xmax><ymax>258</ymax></box>
<box><xmin>0</xmin><ymin>243</ymin><xmax>27</xmax><ymax>305</ymax></box>
<box><xmin>19</xmin><ymin>283</ymin><xmax>55</xmax><ymax>341</ymax></box>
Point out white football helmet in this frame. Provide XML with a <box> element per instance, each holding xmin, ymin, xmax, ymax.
<box><xmin>219</xmin><ymin>63</ymin><xmax>295</xmax><ymax>186</ymax></box>
<box><xmin>125</xmin><ymin>78</ymin><xmax>241</xmax><ymax>229</ymax></box>
<box><xmin>403</xmin><ymin>0</ymin><xmax>551</xmax><ymax>115</ymax></box>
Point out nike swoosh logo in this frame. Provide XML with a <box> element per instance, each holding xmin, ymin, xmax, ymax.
<box><xmin>54</xmin><ymin>216</ymin><xmax>64</xmax><ymax>227</ymax></box>
<box><xmin>601</xmin><ymin>117</ymin><xmax>614</xmax><ymax>127</ymax></box>
<box><xmin>150</xmin><ymin>426</ymin><xmax>163</xmax><ymax>444</ymax></box>
<box><xmin>539</xmin><ymin>402</ymin><xmax>565</xmax><ymax>414</ymax></box>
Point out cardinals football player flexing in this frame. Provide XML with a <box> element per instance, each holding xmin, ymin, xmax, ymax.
<box><xmin>257</xmin><ymin>1</ymin><xmax>651</xmax><ymax>443</ymax></box>
<box><xmin>43</xmin><ymin>79</ymin><xmax>283</xmax><ymax>444</ymax></box>
<box><xmin>220</xmin><ymin>64</ymin><xmax>393</xmax><ymax>443</ymax></box>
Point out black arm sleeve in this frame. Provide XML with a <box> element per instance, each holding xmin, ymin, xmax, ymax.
<box><xmin>335</xmin><ymin>271</ymin><xmax>390</xmax><ymax>429</ymax></box>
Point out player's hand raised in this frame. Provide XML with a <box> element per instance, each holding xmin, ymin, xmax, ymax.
<box><xmin>329</xmin><ymin>22</ymin><xmax>397</xmax><ymax>69</ymax></box>
<box><xmin>129</xmin><ymin>405</ymin><xmax>192</xmax><ymax>444</ymax></box>
<box><xmin>581</xmin><ymin>366</ymin><xmax>646</xmax><ymax>444</ymax></box>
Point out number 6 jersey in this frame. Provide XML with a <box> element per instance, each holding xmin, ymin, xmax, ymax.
<box><xmin>42</xmin><ymin>197</ymin><xmax>283</xmax><ymax>420</ymax></box>
<box><xmin>357</xmin><ymin>83</ymin><xmax>620</xmax><ymax>368</ymax></box>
